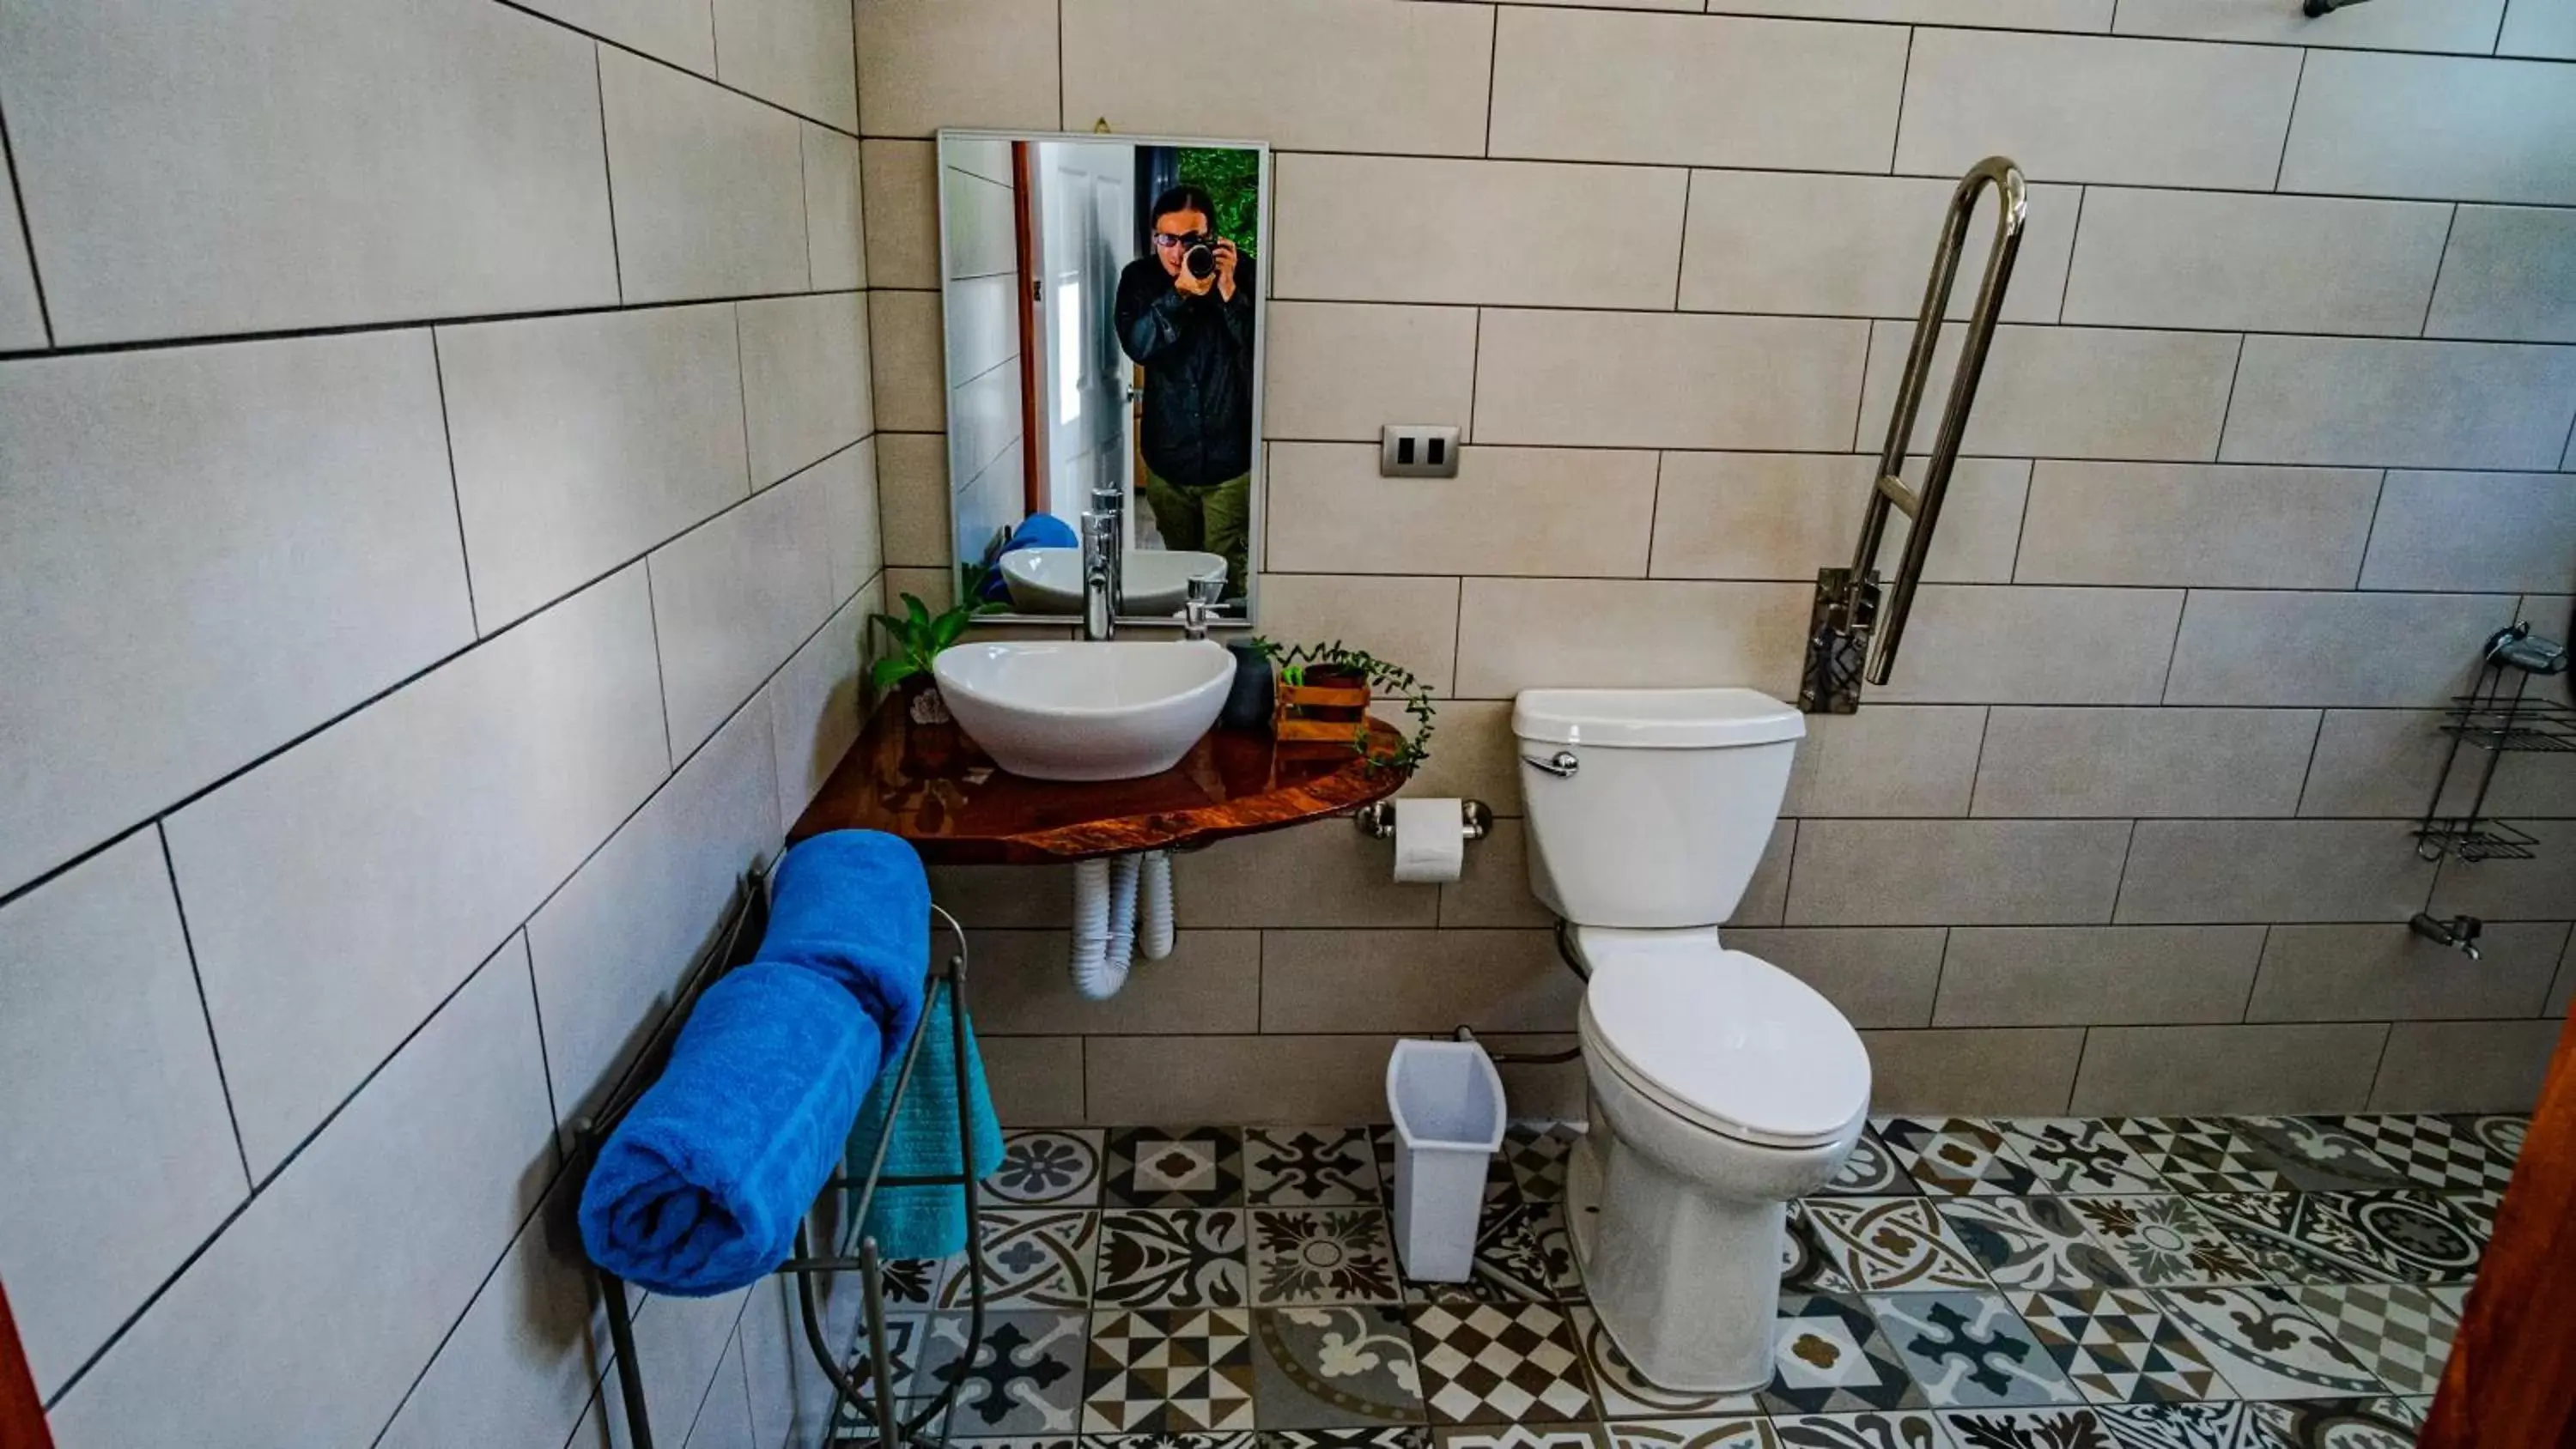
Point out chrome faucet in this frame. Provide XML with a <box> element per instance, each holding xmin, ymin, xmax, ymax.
<box><xmin>1081</xmin><ymin>481</ymin><xmax>1121</xmax><ymax>641</ymax></box>
<box><xmin>1181</xmin><ymin>575</ymin><xmax>1225</xmax><ymax>641</ymax></box>
<box><xmin>2410</xmin><ymin>912</ymin><xmax>2483</xmax><ymax>961</ymax></box>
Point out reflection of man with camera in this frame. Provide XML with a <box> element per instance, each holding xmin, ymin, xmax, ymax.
<box><xmin>1115</xmin><ymin>184</ymin><xmax>1255</xmax><ymax>599</ymax></box>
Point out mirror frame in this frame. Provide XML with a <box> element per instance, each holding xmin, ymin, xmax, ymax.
<box><xmin>933</xmin><ymin>128</ymin><xmax>1274</xmax><ymax>631</ymax></box>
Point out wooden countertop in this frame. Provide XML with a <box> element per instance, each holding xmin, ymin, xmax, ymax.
<box><xmin>787</xmin><ymin>695</ymin><xmax>1410</xmax><ymax>864</ymax></box>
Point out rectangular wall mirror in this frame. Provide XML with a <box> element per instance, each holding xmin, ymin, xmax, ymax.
<box><xmin>937</xmin><ymin>130</ymin><xmax>1270</xmax><ymax>627</ymax></box>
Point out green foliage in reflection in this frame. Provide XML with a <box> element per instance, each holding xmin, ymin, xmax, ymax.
<box><xmin>1177</xmin><ymin>148</ymin><xmax>1260</xmax><ymax>260</ymax></box>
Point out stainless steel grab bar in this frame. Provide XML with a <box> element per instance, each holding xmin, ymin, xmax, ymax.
<box><xmin>1799</xmin><ymin>156</ymin><xmax>2027</xmax><ymax>714</ymax></box>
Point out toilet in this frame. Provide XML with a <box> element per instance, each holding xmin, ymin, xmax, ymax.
<box><xmin>1515</xmin><ymin>686</ymin><xmax>1871</xmax><ymax>1394</ymax></box>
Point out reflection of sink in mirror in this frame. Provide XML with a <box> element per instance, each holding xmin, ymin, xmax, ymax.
<box><xmin>999</xmin><ymin>549</ymin><xmax>1228</xmax><ymax>617</ymax></box>
<box><xmin>934</xmin><ymin>640</ymin><xmax>1234</xmax><ymax>780</ymax></box>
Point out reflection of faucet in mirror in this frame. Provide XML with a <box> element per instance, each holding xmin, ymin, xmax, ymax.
<box><xmin>1182</xmin><ymin>576</ymin><xmax>1224</xmax><ymax>642</ymax></box>
<box><xmin>1082</xmin><ymin>479</ymin><xmax>1122</xmax><ymax>641</ymax></box>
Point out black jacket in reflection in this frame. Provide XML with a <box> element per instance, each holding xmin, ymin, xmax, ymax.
<box><xmin>1114</xmin><ymin>254</ymin><xmax>1256</xmax><ymax>490</ymax></box>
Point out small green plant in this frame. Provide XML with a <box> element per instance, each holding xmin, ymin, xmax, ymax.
<box><xmin>868</xmin><ymin>591</ymin><xmax>1003</xmax><ymax>695</ymax></box>
<box><xmin>1250</xmin><ymin>637</ymin><xmax>1437</xmax><ymax>773</ymax></box>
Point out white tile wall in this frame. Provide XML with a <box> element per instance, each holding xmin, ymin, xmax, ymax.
<box><xmin>652</xmin><ymin>470</ymin><xmax>840</xmax><ymax>756</ymax></box>
<box><xmin>2013</xmin><ymin>462</ymin><xmax>2382</xmax><ymax>589</ymax></box>
<box><xmin>1264</xmin><ymin>303</ymin><xmax>1479</xmax><ymax>440</ymax></box>
<box><xmin>1868</xmin><ymin>585</ymin><xmax>2185</xmax><ymax>705</ymax></box>
<box><xmin>1971</xmin><ymin>707</ymin><xmax>2319</xmax><ymax>818</ymax></box>
<box><xmin>1490</xmin><ymin>9</ymin><xmax>1910</xmax><ymax>172</ymax></box>
<box><xmin>2427</xmin><ymin>205</ymin><xmax>2576</xmax><ymax>346</ymax></box>
<box><xmin>1710</xmin><ymin>0</ymin><xmax>2108</xmax><ymax>28</ymax></box>
<box><xmin>714</xmin><ymin>0</ymin><xmax>858</xmax><ymax>130</ymax></box>
<box><xmin>2280</xmin><ymin>52</ymin><xmax>2576</xmax><ymax>206</ymax></box>
<box><xmin>375</xmin><ymin>1182</ymin><xmax>603</xmax><ymax>1449</ymax></box>
<box><xmin>1453</xmin><ymin>578</ymin><xmax>1813</xmax><ymax>700</ymax></box>
<box><xmin>1935</xmin><ymin>925</ymin><xmax>2267</xmax><ymax>1028</ymax></box>
<box><xmin>1062</xmin><ymin>0</ymin><xmax>1494</xmax><ymax>157</ymax></box>
<box><xmin>766</xmin><ymin>591</ymin><xmax>872</xmax><ymax>825</ymax></box>
<box><xmin>0</xmin><ymin>0</ymin><xmax>617</xmax><ymax>343</ymax></box>
<box><xmin>601</xmin><ymin>47</ymin><xmax>811</xmax><ymax>304</ymax></box>
<box><xmin>854</xmin><ymin>0</ymin><xmax>1061</xmax><ymax>137</ymax></box>
<box><xmin>1787</xmin><ymin>819</ymin><xmax>2134</xmax><ymax>925</ymax></box>
<box><xmin>1856</xmin><ymin>324</ymin><xmax>2242</xmax><ymax>461</ymax></box>
<box><xmin>1267</xmin><ymin>442</ymin><xmax>1657</xmax><ymax>576</ymax></box>
<box><xmin>438</xmin><ymin>303</ymin><xmax>750</xmax><ymax>628</ymax></box>
<box><xmin>1650</xmin><ymin>453</ymin><xmax>2026</xmax><ymax>584</ymax></box>
<box><xmin>2251</xmin><ymin>922</ymin><xmax>2570</xmax><ymax>1023</ymax></box>
<box><xmin>509</xmin><ymin>0</ymin><xmax>717</xmax><ymax>72</ymax></box>
<box><xmin>2163</xmin><ymin>590</ymin><xmax>2518</xmax><ymax>706</ymax></box>
<box><xmin>0</xmin><ymin>830</ymin><xmax>247</xmax><ymax>1398</ymax></box>
<box><xmin>1274</xmin><ymin>155</ymin><xmax>1687</xmax><ymax>310</ymax></box>
<box><xmin>0</xmin><ymin>154</ymin><xmax>44</xmax><ymax>350</ymax></box>
<box><xmin>2059</xmin><ymin>190</ymin><xmax>2451</xmax><ymax>336</ymax></box>
<box><xmin>1679</xmin><ymin>172</ymin><xmax>2078</xmax><ymax>324</ymax></box>
<box><xmin>1473</xmin><ymin>310</ymin><xmax>1869</xmax><ymax>449</ymax></box>
<box><xmin>165</xmin><ymin>569</ymin><xmax>671</xmax><ymax>1176</ymax></box>
<box><xmin>2115</xmin><ymin>820</ymin><xmax>2439</xmax><ymax>923</ymax></box>
<box><xmin>1894</xmin><ymin>30</ymin><xmax>2302</xmax><ymax>191</ymax></box>
<box><xmin>2361</xmin><ymin>471</ymin><xmax>2576</xmax><ymax>594</ymax></box>
<box><xmin>0</xmin><ymin>333</ymin><xmax>475</xmax><ymax>897</ymax></box>
<box><xmin>1261</xmin><ymin>930</ymin><xmax>1574</xmax><ymax>1034</ymax></box>
<box><xmin>739</xmin><ymin>291</ymin><xmax>874</xmax><ymax>487</ymax></box>
<box><xmin>2221</xmin><ymin>336</ymin><xmax>2576</xmax><ymax>470</ymax></box>
<box><xmin>2500</xmin><ymin>0</ymin><xmax>2576</xmax><ymax>58</ymax></box>
<box><xmin>803</xmin><ymin>125</ymin><xmax>868</xmax><ymax>294</ymax></box>
<box><xmin>526</xmin><ymin>698</ymin><xmax>781</xmax><ymax>1141</ymax></box>
<box><xmin>2114</xmin><ymin>0</ymin><xmax>2507</xmax><ymax>52</ymax></box>
<box><xmin>45</xmin><ymin>937</ymin><xmax>555</xmax><ymax>1446</ymax></box>
<box><xmin>2071</xmin><ymin>1023</ymin><xmax>2389</xmax><ymax>1113</ymax></box>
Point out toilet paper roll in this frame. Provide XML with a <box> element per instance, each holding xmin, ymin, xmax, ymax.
<box><xmin>1391</xmin><ymin>797</ymin><xmax>1467</xmax><ymax>883</ymax></box>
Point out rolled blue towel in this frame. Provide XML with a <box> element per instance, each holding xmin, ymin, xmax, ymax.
<box><xmin>842</xmin><ymin>990</ymin><xmax>1005</xmax><ymax>1260</ymax></box>
<box><xmin>579</xmin><ymin>962</ymin><xmax>880</xmax><ymax>1296</ymax></box>
<box><xmin>757</xmin><ymin>831</ymin><xmax>931</xmax><ymax>1056</ymax></box>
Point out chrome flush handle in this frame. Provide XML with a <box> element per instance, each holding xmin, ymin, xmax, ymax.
<box><xmin>1522</xmin><ymin>750</ymin><xmax>1579</xmax><ymax>779</ymax></box>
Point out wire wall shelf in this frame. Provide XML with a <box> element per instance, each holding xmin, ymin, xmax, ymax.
<box><xmin>2414</xmin><ymin>623</ymin><xmax>2570</xmax><ymax>865</ymax></box>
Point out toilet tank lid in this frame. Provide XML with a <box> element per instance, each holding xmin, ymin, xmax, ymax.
<box><xmin>1514</xmin><ymin>688</ymin><xmax>1807</xmax><ymax>749</ymax></box>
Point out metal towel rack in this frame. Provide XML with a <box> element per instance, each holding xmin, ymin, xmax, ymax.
<box><xmin>1800</xmin><ymin>156</ymin><xmax>2027</xmax><ymax>714</ymax></box>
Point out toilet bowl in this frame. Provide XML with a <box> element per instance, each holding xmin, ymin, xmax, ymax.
<box><xmin>1514</xmin><ymin>688</ymin><xmax>1872</xmax><ymax>1394</ymax></box>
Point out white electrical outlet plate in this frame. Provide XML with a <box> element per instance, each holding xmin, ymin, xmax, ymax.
<box><xmin>1381</xmin><ymin>425</ymin><xmax>1461</xmax><ymax>478</ymax></box>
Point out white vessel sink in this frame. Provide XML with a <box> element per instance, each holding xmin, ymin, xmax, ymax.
<box><xmin>999</xmin><ymin>549</ymin><xmax>1228</xmax><ymax>616</ymax></box>
<box><xmin>933</xmin><ymin>640</ymin><xmax>1236</xmax><ymax>781</ymax></box>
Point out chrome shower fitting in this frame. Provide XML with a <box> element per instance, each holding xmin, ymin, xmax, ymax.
<box><xmin>2409</xmin><ymin>912</ymin><xmax>2483</xmax><ymax>961</ymax></box>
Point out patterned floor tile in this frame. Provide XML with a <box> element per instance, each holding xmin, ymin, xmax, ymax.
<box><xmin>2244</xmin><ymin>1399</ymin><xmax>2421</xmax><ymax>1447</ymax></box>
<box><xmin>2066</xmin><ymin>1198</ymin><xmax>2264</xmax><ymax>1288</ymax></box>
<box><xmin>1249</xmin><ymin>1129</ymin><xmax>1383</xmax><ymax>1207</ymax></box>
<box><xmin>1108</xmin><ymin>1128</ymin><xmax>1248</xmax><ymax>1208</ymax></box>
<box><xmin>1759</xmin><ymin>1292</ymin><xmax>1929</xmax><ymax>1416</ymax></box>
<box><xmin>2103</xmin><ymin>1119</ymin><xmax>2294</xmax><ymax>1197</ymax></box>
<box><xmin>1946</xmin><ymin>1404</ymin><xmax>2275</xmax><ymax>1448</ymax></box>
<box><xmin>2092</xmin><ymin>1402</ymin><xmax>2275</xmax><ymax>1448</ymax></box>
<box><xmin>1406</xmin><ymin>1300</ymin><xmax>1595</xmax><ymax>1425</ymax></box>
<box><xmin>1868</xmin><ymin>1292</ymin><xmax>2081</xmax><ymax>1410</ymax></box>
<box><xmin>2186</xmin><ymin>1194</ymin><xmax>2379</xmax><ymax>1286</ymax></box>
<box><xmin>2152</xmin><ymin>1287</ymin><xmax>2381</xmax><ymax>1401</ymax></box>
<box><xmin>2220</xmin><ymin>1119</ymin><xmax>2411</xmax><ymax>1194</ymax></box>
<box><xmin>2462</xmin><ymin>1113</ymin><xmax>2526</xmax><ymax>1167</ymax></box>
<box><xmin>989</xmin><ymin>1129</ymin><xmax>1109</xmax><ymax>1207</ymax></box>
<box><xmin>917</xmin><ymin>1311</ymin><xmax>1090</xmax><ymax>1436</ymax></box>
<box><xmin>1937</xmin><ymin>1197</ymin><xmax>2136</xmax><ymax>1291</ymax></box>
<box><xmin>1998</xmin><ymin>1121</ymin><xmax>2167</xmax><ymax>1196</ymax></box>
<box><xmin>1406</xmin><ymin>1203</ymin><xmax>1583</xmax><ymax>1305</ymax></box>
<box><xmin>1806</xmin><ymin>1198</ymin><xmax>1991</xmax><ymax>1292</ymax></box>
<box><xmin>2287</xmin><ymin>1282</ymin><xmax>2459</xmax><ymax>1396</ymax></box>
<box><xmin>2009</xmin><ymin>1288</ymin><xmax>2227</xmax><ymax>1405</ymax></box>
<box><xmin>1433</xmin><ymin>1428</ymin><xmax>1609</xmax><ymax>1449</ymax></box>
<box><xmin>1786</xmin><ymin>1203</ymin><xmax>1860</xmax><ymax>1294</ymax></box>
<box><xmin>1248</xmin><ymin>1305</ymin><xmax>1425</xmax><ymax>1428</ymax></box>
<box><xmin>1499</xmin><ymin>1124</ymin><xmax>1584</xmax><ymax>1203</ymax></box>
<box><xmin>1569</xmin><ymin>1303</ymin><xmax>1762</xmax><ymax>1421</ymax></box>
<box><xmin>1880</xmin><ymin>1119</ymin><xmax>2041</xmax><ymax>1198</ymax></box>
<box><xmin>1088</xmin><ymin>1435</ymin><xmax>1251</xmax><ymax>1449</ymax></box>
<box><xmin>2300</xmin><ymin>1191</ymin><xmax>2490</xmax><ymax>1282</ymax></box>
<box><xmin>1603</xmin><ymin>1418</ymin><xmax>1779</xmax><ymax>1449</ymax></box>
<box><xmin>1771</xmin><ymin>1411</ymin><xmax>1954</xmax><ymax>1447</ymax></box>
<box><xmin>875</xmin><ymin>1255</ymin><xmax>953</xmax><ymax>1309</ymax></box>
<box><xmin>1820</xmin><ymin>1128</ymin><xmax>1923</xmax><ymax>1198</ymax></box>
<box><xmin>829</xmin><ymin>1312</ymin><xmax>933</xmax><ymax>1438</ymax></box>
<box><xmin>2368</xmin><ymin>1395</ymin><xmax>2430</xmax><ymax>1430</ymax></box>
<box><xmin>944</xmin><ymin>1210</ymin><xmax>1102</xmax><ymax>1310</ymax></box>
<box><xmin>1261</xmin><ymin>1429</ymin><xmax>1431</xmax><ymax>1449</ymax></box>
<box><xmin>1084</xmin><ymin>1307</ymin><xmax>1259</xmax><ymax>1434</ymax></box>
<box><xmin>1097</xmin><ymin>1210</ymin><xmax>1249</xmax><ymax>1309</ymax></box>
<box><xmin>1253</xmin><ymin>1209</ymin><xmax>1404</xmax><ymax>1306</ymax></box>
<box><xmin>2312</xmin><ymin>1114</ymin><xmax>2516</xmax><ymax>1195</ymax></box>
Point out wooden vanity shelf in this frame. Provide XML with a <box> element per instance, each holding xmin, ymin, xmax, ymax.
<box><xmin>788</xmin><ymin>695</ymin><xmax>1410</xmax><ymax>864</ymax></box>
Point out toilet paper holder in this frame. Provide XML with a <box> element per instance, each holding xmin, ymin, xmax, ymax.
<box><xmin>1353</xmin><ymin>798</ymin><xmax>1494</xmax><ymax>841</ymax></box>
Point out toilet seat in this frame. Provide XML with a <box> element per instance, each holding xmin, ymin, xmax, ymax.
<box><xmin>1574</xmin><ymin>927</ymin><xmax>1871</xmax><ymax>1151</ymax></box>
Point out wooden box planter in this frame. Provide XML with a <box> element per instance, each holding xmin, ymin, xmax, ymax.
<box><xmin>1274</xmin><ymin>664</ymin><xmax>1372</xmax><ymax>752</ymax></box>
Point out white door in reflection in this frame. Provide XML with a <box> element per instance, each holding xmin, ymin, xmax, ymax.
<box><xmin>1031</xmin><ymin>142</ymin><xmax>1135</xmax><ymax>535</ymax></box>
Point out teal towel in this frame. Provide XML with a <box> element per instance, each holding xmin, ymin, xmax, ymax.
<box><xmin>843</xmin><ymin>990</ymin><xmax>1004</xmax><ymax>1259</ymax></box>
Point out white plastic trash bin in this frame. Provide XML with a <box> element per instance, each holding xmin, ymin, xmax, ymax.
<box><xmin>1386</xmin><ymin>1038</ymin><xmax>1507</xmax><ymax>1282</ymax></box>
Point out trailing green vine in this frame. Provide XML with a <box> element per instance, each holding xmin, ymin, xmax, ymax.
<box><xmin>1249</xmin><ymin>637</ymin><xmax>1437</xmax><ymax>774</ymax></box>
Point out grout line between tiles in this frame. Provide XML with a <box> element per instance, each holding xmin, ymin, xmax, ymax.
<box><xmin>2288</xmin><ymin>707</ymin><xmax>2330</xmax><ymax>817</ymax></box>
<box><xmin>2417</xmin><ymin>203</ymin><xmax>2459</xmax><ymax>337</ymax></box>
<box><xmin>0</xmin><ymin>93</ymin><xmax>56</xmax><ymax>346</ymax></box>
<box><xmin>1886</xmin><ymin>26</ymin><xmax>1915</xmax><ymax>176</ymax></box>
<box><xmin>2054</xmin><ymin>187</ymin><xmax>2087</xmax><ymax>324</ymax></box>
<box><xmin>428</xmin><ymin>330</ymin><xmax>485</xmax><ymax>638</ymax></box>
<box><xmin>156</xmin><ymin>821</ymin><xmax>256</xmax><ymax>1191</ymax></box>
<box><xmin>594</xmin><ymin>46</ymin><xmax>626</xmax><ymax>306</ymax></box>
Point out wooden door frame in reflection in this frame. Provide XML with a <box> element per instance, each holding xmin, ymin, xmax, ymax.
<box><xmin>2420</xmin><ymin>1008</ymin><xmax>2576</xmax><ymax>1447</ymax></box>
<box><xmin>1</xmin><ymin>1280</ymin><xmax>52</xmax><ymax>1449</ymax></box>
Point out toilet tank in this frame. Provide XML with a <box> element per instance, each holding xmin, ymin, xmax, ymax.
<box><xmin>1512</xmin><ymin>688</ymin><xmax>1804</xmax><ymax>928</ymax></box>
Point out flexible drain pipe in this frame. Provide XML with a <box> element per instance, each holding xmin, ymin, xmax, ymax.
<box><xmin>1138</xmin><ymin>851</ymin><xmax>1175</xmax><ymax>961</ymax></box>
<box><xmin>1072</xmin><ymin>852</ymin><xmax>1176</xmax><ymax>998</ymax></box>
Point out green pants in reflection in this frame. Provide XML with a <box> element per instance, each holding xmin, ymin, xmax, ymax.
<box><xmin>1140</xmin><ymin>468</ymin><xmax>1251</xmax><ymax>600</ymax></box>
